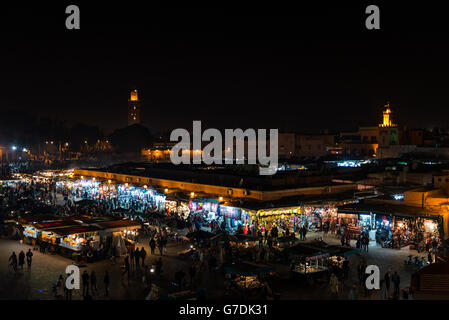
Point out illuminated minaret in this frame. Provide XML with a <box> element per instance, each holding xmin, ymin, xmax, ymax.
<box><xmin>379</xmin><ymin>101</ymin><xmax>396</xmax><ymax>127</ymax></box>
<box><xmin>128</xmin><ymin>89</ymin><xmax>141</xmax><ymax>126</ymax></box>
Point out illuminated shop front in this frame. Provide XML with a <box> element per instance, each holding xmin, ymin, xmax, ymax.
<box><xmin>190</xmin><ymin>199</ymin><xmax>219</xmax><ymax>217</ymax></box>
<box><xmin>373</xmin><ymin>213</ymin><xmax>441</xmax><ymax>249</ymax></box>
<box><xmin>220</xmin><ymin>206</ymin><xmax>243</xmax><ymax>230</ymax></box>
<box><xmin>248</xmin><ymin>205</ymin><xmax>338</xmax><ymax>234</ymax></box>
<box><xmin>336</xmin><ymin>213</ymin><xmax>361</xmax><ymax>238</ymax></box>
<box><xmin>58</xmin><ymin>177</ymin><xmax>167</xmax><ymax>213</ymax></box>
<box><xmin>115</xmin><ymin>185</ymin><xmax>166</xmax><ymax>212</ymax></box>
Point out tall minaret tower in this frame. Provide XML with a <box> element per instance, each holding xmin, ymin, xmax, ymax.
<box><xmin>128</xmin><ymin>89</ymin><xmax>141</xmax><ymax>126</ymax></box>
<box><xmin>379</xmin><ymin>101</ymin><xmax>396</xmax><ymax>127</ymax></box>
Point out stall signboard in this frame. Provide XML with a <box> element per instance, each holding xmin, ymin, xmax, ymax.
<box><xmin>24</xmin><ymin>226</ymin><xmax>37</xmax><ymax>238</ymax></box>
<box><xmin>305</xmin><ymin>253</ymin><xmax>329</xmax><ymax>262</ymax></box>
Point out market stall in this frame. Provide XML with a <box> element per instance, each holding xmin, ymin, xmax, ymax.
<box><xmin>231</xmin><ymin>234</ymin><xmax>259</xmax><ymax>248</ymax></box>
<box><xmin>223</xmin><ymin>262</ymin><xmax>275</xmax><ymax>291</ymax></box>
<box><xmin>284</xmin><ymin>244</ymin><xmax>329</xmax><ymax>277</ymax></box>
<box><xmin>336</xmin><ymin>213</ymin><xmax>361</xmax><ymax>238</ymax></box>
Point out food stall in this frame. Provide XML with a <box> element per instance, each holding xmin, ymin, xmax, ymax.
<box><xmin>93</xmin><ymin>219</ymin><xmax>142</xmax><ymax>252</ymax></box>
<box><xmin>21</xmin><ymin>218</ymin><xmax>80</xmax><ymax>245</ymax></box>
<box><xmin>232</xmin><ymin>234</ymin><xmax>258</xmax><ymax>248</ymax></box>
<box><xmin>51</xmin><ymin>225</ymin><xmax>102</xmax><ymax>251</ymax></box>
<box><xmin>275</xmin><ymin>234</ymin><xmax>297</xmax><ymax>248</ymax></box>
<box><xmin>223</xmin><ymin>262</ymin><xmax>275</xmax><ymax>291</ymax></box>
<box><xmin>285</xmin><ymin>244</ymin><xmax>329</xmax><ymax>277</ymax></box>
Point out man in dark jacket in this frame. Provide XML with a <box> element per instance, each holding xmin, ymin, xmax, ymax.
<box><xmin>26</xmin><ymin>249</ymin><xmax>33</xmax><ymax>267</ymax></box>
<box><xmin>18</xmin><ymin>251</ymin><xmax>25</xmax><ymax>269</ymax></box>
<box><xmin>135</xmin><ymin>247</ymin><xmax>140</xmax><ymax>269</ymax></box>
<box><xmin>392</xmin><ymin>271</ymin><xmax>400</xmax><ymax>299</ymax></box>
<box><xmin>82</xmin><ymin>271</ymin><xmax>89</xmax><ymax>296</ymax></box>
<box><xmin>140</xmin><ymin>247</ymin><xmax>147</xmax><ymax>267</ymax></box>
<box><xmin>104</xmin><ymin>271</ymin><xmax>110</xmax><ymax>297</ymax></box>
<box><xmin>384</xmin><ymin>270</ymin><xmax>391</xmax><ymax>298</ymax></box>
<box><xmin>149</xmin><ymin>238</ymin><xmax>156</xmax><ymax>254</ymax></box>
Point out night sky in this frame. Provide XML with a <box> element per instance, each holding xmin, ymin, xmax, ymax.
<box><xmin>1</xmin><ymin>2</ymin><xmax>449</xmax><ymax>135</ymax></box>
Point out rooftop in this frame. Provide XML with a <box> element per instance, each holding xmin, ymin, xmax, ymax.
<box><xmin>79</xmin><ymin>162</ymin><xmax>350</xmax><ymax>191</ymax></box>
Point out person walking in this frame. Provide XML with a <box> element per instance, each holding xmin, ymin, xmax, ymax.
<box><xmin>26</xmin><ymin>249</ymin><xmax>33</xmax><ymax>268</ymax></box>
<box><xmin>8</xmin><ymin>252</ymin><xmax>17</xmax><ymax>272</ymax></box>
<box><xmin>357</xmin><ymin>262</ymin><xmax>364</xmax><ymax>285</ymax></box>
<box><xmin>329</xmin><ymin>273</ymin><xmax>339</xmax><ymax>298</ymax></box>
<box><xmin>162</xmin><ymin>236</ymin><xmax>168</xmax><ymax>254</ymax></box>
<box><xmin>342</xmin><ymin>259</ymin><xmax>349</xmax><ymax>280</ymax></box>
<box><xmin>64</xmin><ymin>273</ymin><xmax>73</xmax><ymax>300</ymax></box>
<box><xmin>155</xmin><ymin>257</ymin><xmax>163</xmax><ymax>276</ymax></box>
<box><xmin>82</xmin><ymin>270</ymin><xmax>89</xmax><ymax>297</ymax></box>
<box><xmin>140</xmin><ymin>247</ymin><xmax>147</xmax><ymax>267</ymax></box>
<box><xmin>267</xmin><ymin>237</ymin><xmax>272</xmax><ymax>249</ymax></box>
<box><xmin>149</xmin><ymin>238</ymin><xmax>156</xmax><ymax>255</ymax></box>
<box><xmin>18</xmin><ymin>250</ymin><xmax>25</xmax><ymax>270</ymax></box>
<box><xmin>56</xmin><ymin>275</ymin><xmax>64</xmax><ymax>300</ymax></box>
<box><xmin>189</xmin><ymin>264</ymin><xmax>197</xmax><ymax>288</ymax></box>
<box><xmin>257</xmin><ymin>230</ymin><xmax>263</xmax><ymax>248</ymax></box>
<box><xmin>135</xmin><ymin>247</ymin><xmax>141</xmax><ymax>269</ymax></box>
<box><xmin>104</xmin><ymin>271</ymin><xmax>110</xmax><ymax>297</ymax></box>
<box><xmin>90</xmin><ymin>271</ymin><xmax>97</xmax><ymax>296</ymax></box>
<box><xmin>392</xmin><ymin>271</ymin><xmax>400</xmax><ymax>299</ymax></box>
<box><xmin>130</xmin><ymin>248</ymin><xmax>135</xmax><ymax>269</ymax></box>
<box><xmin>384</xmin><ymin>270</ymin><xmax>391</xmax><ymax>298</ymax></box>
<box><xmin>111</xmin><ymin>246</ymin><xmax>117</xmax><ymax>265</ymax></box>
<box><xmin>303</xmin><ymin>221</ymin><xmax>309</xmax><ymax>240</ymax></box>
<box><xmin>380</xmin><ymin>279</ymin><xmax>388</xmax><ymax>300</ymax></box>
<box><xmin>158</xmin><ymin>238</ymin><xmax>164</xmax><ymax>256</ymax></box>
<box><xmin>123</xmin><ymin>255</ymin><xmax>130</xmax><ymax>280</ymax></box>
<box><xmin>348</xmin><ymin>284</ymin><xmax>359</xmax><ymax>300</ymax></box>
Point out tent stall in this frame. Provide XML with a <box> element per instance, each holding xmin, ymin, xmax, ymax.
<box><xmin>223</xmin><ymin>262</ymin><xmax>275</xmax><ymax>290</ymax></box>
<box><xmin>285</xmin><ymin>244</ymin><xmax>329</xmax><ymax>276</ymax></box>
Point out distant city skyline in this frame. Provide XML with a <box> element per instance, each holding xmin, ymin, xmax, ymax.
<box><xmin>2</xmin><ymin>3</ymin><xmax>449</xmax><ymax>134</ymax></box>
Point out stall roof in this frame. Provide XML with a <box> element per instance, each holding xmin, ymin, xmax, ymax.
<box><xmin>285</xmin><ymin>243</ymin><xmax>327</xmax><ymax>257</ymax></box>
<box><xmin>94</xmin><ymin>219</ymin><xmax>141</xmax><ymax>231</ymax></box>
<box><xmin>338</xmin><ymin>201</ymin><xmax>442</xmax><ymax>219</ymax></box>
<box><xmin>35</xmin><ymin>220</ymin><xmax>81</xmax><ymax>230</ymax></box>
<box><xmin>18</xmin><ymin>215</ymin><xmax>60</xmax><ymax>224</ymax></box>
<box><xmin>72</xmin><ymin>215</ymin><xmax>120</xmax><ymax>223</ymax></box>
<box><xmin>413</xmin><ymin>261</ymin><xmax>449</xmax><ymax>276</ymax></box>
<box><xmin>210</xmin><ymin>231</ymin><xmax>238</xmax><ymax>242</ymax></box>
<box><xmin>223</xmin><ymin>262</ymin><xmax>275</xmax><ymax>276</ymax></box>
<box><xmin>186</xmin><ymin>230</ymin><xmax>214</xmax><ymax>239</ymax></box>
<box><xmin>307</xmin><ymin>240</ymin><xmax>360</xmax><ymax>257</ymax></box>
<box><xmin>44</xmin><ymin>225</ymin><xmax>101</xmax><ymax>237</ymax></box>
<box><xmin>224</xmin><ymin>191</ymin><xmax>357</xmax><ymax>211</ymax></box>
<box><xmin>276</xmin><ymin>235</ymin><xmax>297</xmax><ymax>243</ymax></box>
